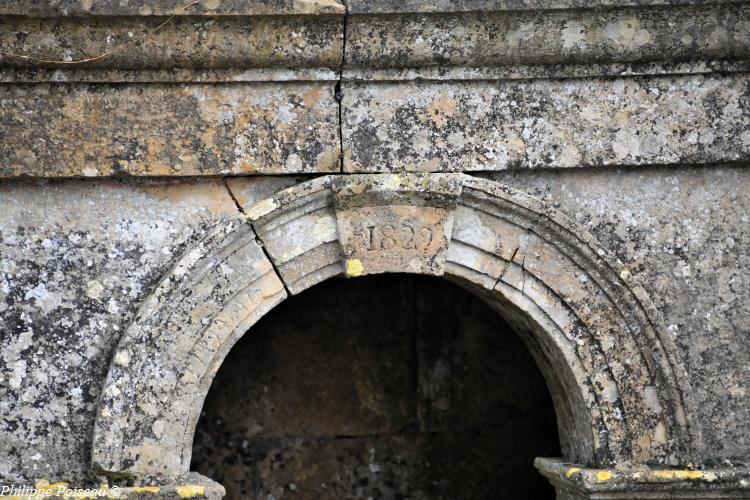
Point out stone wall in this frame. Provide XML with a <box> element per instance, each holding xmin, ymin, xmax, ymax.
<box><xmin>0</xmin><ymin>1</ymin><xmax>748</xmax><ymax>498</ymax></box>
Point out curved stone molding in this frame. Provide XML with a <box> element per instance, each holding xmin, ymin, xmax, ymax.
<box><xmin>93</xmin><ymin>173</ymin><xmax>691</xmax><ymax>483</ymax></box>
<box><xmin>452</xmin><ymin>177</ymin><xmax>691</xmax><ymax>465</ymax></box>
<box><xmin>346</xmin><ymin>4</ymin><xmax>750</xmax><ymax>70</ymax></box>
<box><xmin>92</xmin><ymin>219</ymin><xmax>287</xmax><ymax>478</ymax></box>
<box><xmin>0</xmin><ymin>0</ymin><xmax>345</xmax><ymax>17</ymax></box>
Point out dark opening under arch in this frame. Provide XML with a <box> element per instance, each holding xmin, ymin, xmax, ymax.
<box><xmin>191</xmin><ymin>274</ymin><xmax>560</xmax><ymax>499</ymax></box>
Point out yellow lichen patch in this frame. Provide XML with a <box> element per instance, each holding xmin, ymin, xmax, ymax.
<box><xmin>596</xmin><ymin>471</ymin><xmax>613</xmax><ymax>482</ymax></box>
<box><xmin>175</xmin><ymin>485</ymin><xmax>206</xmax><ymax>498</ymax></box>
<box><xmin>345</xmin><ymin>258</ymin><xmax>364</xmax><ymax>277</ymax></box>
<box><xmin>653</xmin><ymin>470</ymin><xmax>714</xmax><ymax>481</ymax></box>
<box><xmin>565</xmin><ymin>467</ymin><xmax>582</xmax><ymax>478</ymax></box>
<box><xmin>246</xmin><ymin>197</ymin><xmax>278</xmax><ymax>220</ymax></box>
<box><xmin>130</xmin><ymin>486</ymin><xmax>161</xmax><ymax>493</ymax></box>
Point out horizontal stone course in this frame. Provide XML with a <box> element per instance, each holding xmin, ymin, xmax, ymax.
<box><xmin>342</xmin><ymin>74</ymin><xmax>750</xmax><ymax>172</ymax></box>
<box><xmin>0</xmin><ymin>82</ymin><xmax>340</xmax><ymax>177</ymax></box>
<box><xmin>346</xmin><ymin>4</ymin><xmax>750</xmax><ymax>69</ymax></box>
<box><xmin>347</xmin><ymin>0</ymin><xmax>745</xmax><ymax>13</ymax></box>
<box><xmin>0</xmin><ymin>15</ymin><xmax>343</xmax><ymax>70</ymax></box>
<box><xmin>0</xmin><ymin>0</ymin><xmax>345</xmax><ymax>16</ymax></box>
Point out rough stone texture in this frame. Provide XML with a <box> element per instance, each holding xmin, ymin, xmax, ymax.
<box><xmin>192</xmin><ymin>274</ymin><xmax>559</xmax><ymax>499</ymax></box>
<box><xmin>244</xmin><ymin>176</ymin><xmax>344</xmax><ymax>294</ymax></box>
<box><xmin>536</xmin><ymin>457</ymin><xmax>750</xmax><ymax>499</ymax></box>
<box><xmin>346</xmin><ymin>4</ymin><xmax>750</xmax><ymax>69</ymax></box>
<box><xmin>92</xmin><ymin>217</ymin><xmax>287</xmax><ymax>480</ymax></box>
<box><xmin>0</xmin><ymin>0</ymin><xmax>345</xmax><ymax>16</ymax></box>
<box><xmin>0</xmin><ymin>83</ymin><xmax>340</xmax><ymax>177</ymax></box>
<box><xmin>346</xmin><ymin>0</ymin><xmax>744</xmax><ymax>13</ymax></box>
<box><xmin>342</xmin><ymin>75</ymin><xmax>750</xmax><ymax>172</ymax></box>
<box><xmin>0</xmin><ymin>179</ymin><xmax>239</xmax><ymax>485</ymax></box>
<box><xmin>482</xmin><ymin>166</ymin><xmax>750</xmax><ymax>467</ymax></box>
<box><xmin>0</xmin><ymin>1</ymin><xmax>749</xmax><ymax>498</ymax></box>
<box><xmin>1</xmin><ymin>169</ymin><xmax>749</xmax><ymax>496</ymax></box>
<box><xmin>225</xmin><ymin>176</ymin><xmax>309</xmax><ymax>209</ymax></box>
<box><xmin>0</xmin><ymin>15</ymin><xmax>343</xmax><ymax>70</ymax></box>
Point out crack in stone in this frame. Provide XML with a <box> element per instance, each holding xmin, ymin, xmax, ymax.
<box><xmin>222</xmin><ymin>177</ymin><xmax>244</xmax><ymax>216</ymax></box>
<box><xmin>223</xmin><ymin>178</ymin><xmax>293</xmax><ymax>297</ymax></box>
<box><xmin>335</xmin><ymin>1</ymin><xmax>349</xmax><ymax>173</ymax></box>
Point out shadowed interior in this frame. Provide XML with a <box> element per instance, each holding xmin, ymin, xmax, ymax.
<box><xmin>192</xmin><ymin>274</ymin><xmax>560</xmax><ymax>499</ymax></box>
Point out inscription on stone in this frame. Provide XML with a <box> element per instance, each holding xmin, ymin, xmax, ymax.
<box><xmin>337</xmin><ymin>205</ymin><xmax>454</xmax><ymax>277</ymax></box>
<box><xmin>358</xmin><ymin>222</ymin><xmax>434</xmax><ymax>252</ymax></box>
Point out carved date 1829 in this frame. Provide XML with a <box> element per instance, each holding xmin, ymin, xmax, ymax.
<box><xmin>361</xmin><ymin>223</ymin><xmax>434</xmax><ymax>252</ymax></box>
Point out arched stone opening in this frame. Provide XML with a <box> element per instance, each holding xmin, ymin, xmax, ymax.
<box><xmin>90</xmin><ymin>173</ymin><xmax>692</xmax><ymax>497</ymax></box>
<box><xmin>191</xmin><ymin>273</ymin><xmax>561</xmax><ymax>499</ymax></box>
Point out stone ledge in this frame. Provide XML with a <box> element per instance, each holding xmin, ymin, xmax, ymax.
<box><xmin>342</xmin><ymin>60</ymin><xmax>750</xmax><ymax>83</ymax></box>
<box><xmin>0</xmin><ymin>0</ymin><xmax>345</xmax><ymax>16</ymax></box>
<box><xmin>347</xmin><ymin>0</ymin><xmax>746</xmax><ymax>14</ymax></box>
<box><xmin>1</xmin><ymin>474</ymin><xmax>224</xmax><ymax>499</ymax></box>
<box><xmin>346</xmin><ymin>4</ymin><xmax>750</xmax><ymax>70</ymax></box>
<box><xmin>0</xmin><ymin>2</ymin><xmax>746</xmax><ymax>76</ymax></box>
<box><xmin>536</xmin><ymin>458</ymin><xmax>750</xmax><ymax>499</ymax></box>
<box><xmin>0</xmin><ymin>15</ymin><xmax>344</xmax><ymax>71</ymax></box>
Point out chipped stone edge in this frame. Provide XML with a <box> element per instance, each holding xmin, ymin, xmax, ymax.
<box><xmin>536</xmin><ymin>457</ymin><xmax>750</xmax><ymax>496</ymax></box>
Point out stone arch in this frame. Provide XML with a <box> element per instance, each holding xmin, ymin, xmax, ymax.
<box><xmin>92</xmin><ymin>173</ymin><xmax>692</xmax><ymax>482</ymax></box>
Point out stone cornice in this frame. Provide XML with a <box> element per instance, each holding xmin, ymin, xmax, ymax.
<box><xmin>0</xmin><ymin>1</ymin><xmax>748</xmax><ymax>177</ymax></box>
<box><xmin>345</xmin><ymin>4</ymin><xmax>750</xmax><ymax>72</ymax></box>
<box><xmin>0</xmin><ymin>0</ymin><xmax>345</xmax><ymax>17</ymax></box>
<box><xmin>0</xmin><ymin>0</ymin><xmax>743</xmax><ymax>16</ymax></box>
<box><xmin>346</xmin><ymin>0</ymin><xmax>747</xmax><ymax>14</ymax></box>
<box><xmin>0</xmin><ymin>1</ymin><xmax>748</xmax><ymax>80</ymax></box>
<box><xmin>0</xmin><ymin>14</ymin><xmax>344</xmax><ymax>72</ymax></box>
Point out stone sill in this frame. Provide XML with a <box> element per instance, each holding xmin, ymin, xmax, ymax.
<box><xmin>536</xmin><ymin>457</ymin><xmax>750</xmax><ymax>499</ymax></box>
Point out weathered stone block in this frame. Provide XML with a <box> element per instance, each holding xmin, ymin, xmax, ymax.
<box><xmin>0</xmin><ymin>83</ymin><xmax>340</xmax><ymax>177</ymax></box>
<box><xmin>346</xmin><ymin>5</ymin><xmax>750</xmax><ymax>69</ymax></box>
<box><xmin>342</xmin><ymin>75</ymin><xmax>750</xmax><ymax>171</ymax></box>
<box><xmin>0</xmin><ymin>15</ymin><xmax>343</xmax><ymax>70</ymax></box>
<box><xmin>333</xmin><ymin>173</ymin><xmax>463</xmax><ymax>277</ymax></box>
<box><xmin>0</xmin><ymin>0</ymin><xmax>345</xmax><ymax>16</ymax></box>
<box><xmin>0</xmin><ymin>179</ymin><xmax>239</xmax><ymax>485</ymax></box>
<box><xmin>485</xmin><ymin>166</ymin><xmax>750</xmax><ymax>466</ymax></box>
